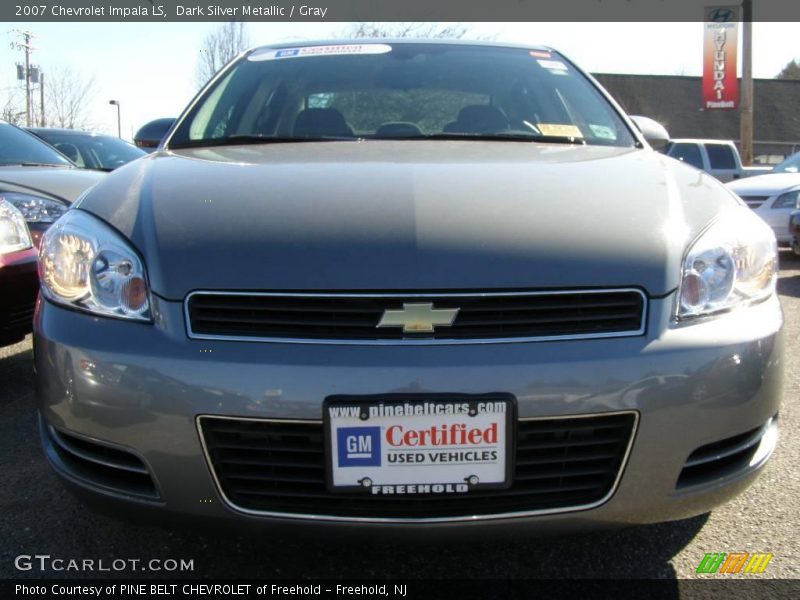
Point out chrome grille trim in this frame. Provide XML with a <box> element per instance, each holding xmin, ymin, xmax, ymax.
<box><xmin>184</xmin><ymin>288</ymin><xmax>648</xmax><ymax>345</ymax></box>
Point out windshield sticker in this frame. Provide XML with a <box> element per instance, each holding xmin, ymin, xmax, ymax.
<box><xmin>537</xmin><ymin>59</ymin><xmax>568</xmax><ymax>71</ymax></box>
<box><xmin>529</xmin><ymin>50</ymin><xmax>552</xmax><ymax>59</ymax></box>
<box><xmin>589</xmin><ymin>125</ymin><xmax>617</xmax><ymax>140</ymax></box>
<box><xmin>249</xmin><ymin>44</ymin><xmax>393</xmax><ymax>62</ymax></box>
<box><xmin>538</xmin><ymin>124</ymin><xmax>584</xmax><ymax>138</ymax></box>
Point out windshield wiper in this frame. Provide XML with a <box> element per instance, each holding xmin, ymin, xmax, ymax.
<box><xmin>376</xmin><ymin>132</ymin><xmax>587</xmax><ymax>145</ymax></box>
<box><xmin>169</xmin><ymin>132</ymin><xmax>590</xmax><ymax>149</ymax></box>
<box><xmin>169</xmin><ymin>135</ymin><xmax>363</xmax><ymax>149</ymax></box>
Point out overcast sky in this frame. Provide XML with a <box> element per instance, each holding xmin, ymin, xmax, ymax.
<box><xmin>1</xmin><ymin>22</ymin><xmax>796</xmax><ymax>140</ymax></box>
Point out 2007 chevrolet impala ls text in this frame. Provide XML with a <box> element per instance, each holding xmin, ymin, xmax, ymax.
<box><xmin>34</xmin><ymin>41</ymin><xmax>783</xmax><ymax>532</ymax></box>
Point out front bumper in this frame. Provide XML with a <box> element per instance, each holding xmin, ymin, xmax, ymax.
<box><xmin>0</xmin><ymin>246</ymin><xmax>38</xmax><ymax>346</ymax></box>
<box><xmin>34</xmin><ymin>293</ymin><xmax>783</xmax><ymax>531</ymax></box>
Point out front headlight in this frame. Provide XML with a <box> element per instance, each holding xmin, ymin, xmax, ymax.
<box><xmin>2</xmin><ymin>192</ymin><xmax>68</xmax><ymax>224</ymax></box>
<box><xmin>678</xmin><ymin>209</ymin><xmax>777</xmax><ymax>319</ymax></box>
<box><xmin>772</xmin><ymin>189</ymin><xmax>800</xmax><ymax>210</ymax></box>
<box><xmin>39</xmin><ymin>210</ymin><xmax>151</xmax><ymax>321</ymax></box>
<box><xmin>0</xmin><ymin>199</ymin><xmax>33</xmax><ymax>254</ymax></box>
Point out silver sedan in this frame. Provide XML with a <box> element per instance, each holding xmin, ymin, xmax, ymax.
<box><xmin>34</xmin><ymin>41</ymin><xmax>782</xmax><ymax>532</ymax></box>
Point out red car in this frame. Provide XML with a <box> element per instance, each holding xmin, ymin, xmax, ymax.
<box><xmin>0</xmin><ymin>200</ymin><xmax>38</xmax><ymax>346</ymax></box>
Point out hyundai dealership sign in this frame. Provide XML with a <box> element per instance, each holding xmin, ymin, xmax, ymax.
<box><xmin>703</xmin><ymin>5</ymin><xmax>740</xmax><ymax>110</ymax></box>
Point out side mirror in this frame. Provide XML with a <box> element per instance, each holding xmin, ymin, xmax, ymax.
<box><xmin>133</xmin><ymin>118</ymin><xmax>176</xmax><ymax>153</ymax></box>
<box><xmin>630</xmin><ymin>116</ymin><xmax>670</xmax><ymax>151</ymax></box>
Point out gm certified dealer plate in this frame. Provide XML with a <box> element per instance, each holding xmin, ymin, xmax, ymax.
<box><xmin>324</xmin><ymin>395</ymin><xmax>515</xmax><ymax>495</ymax></box>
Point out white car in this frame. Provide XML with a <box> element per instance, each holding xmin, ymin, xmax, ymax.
<box><xmin>727</xmin><ymin>163</ymin><xmax>800</xmax><ymax>245</ymax></box>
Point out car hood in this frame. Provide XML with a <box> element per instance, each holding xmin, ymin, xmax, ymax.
<box><xmin>76</xmin><ymin>142</ymin><xmax>738</xmax><ymax>300</ymax></box>
<box><xmin>727</xmin><ymin>172</ymin><xmax>800</xmax><ymax>196</ymax></box>
<box><xmin>0</xmin><ymin>166</ymin><xmax>106</xmax><ymax>203</ymax></box>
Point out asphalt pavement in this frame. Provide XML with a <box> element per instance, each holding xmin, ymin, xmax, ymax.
<box><xmin>1</xmin><ymin>254</ymin><xmax>798</xmax><ymax>582</ymax></box>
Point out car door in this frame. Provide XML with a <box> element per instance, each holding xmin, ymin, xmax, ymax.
<box><xmin>705</xmin><ymin>143</ymin><xmax>739</xmax><ymax>183</ymax></box>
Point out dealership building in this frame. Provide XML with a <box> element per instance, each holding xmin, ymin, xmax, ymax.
<box><xmin>594</xmin><ymin>73</ymin><xmax>800</xmax><ymax>164</ymax></box>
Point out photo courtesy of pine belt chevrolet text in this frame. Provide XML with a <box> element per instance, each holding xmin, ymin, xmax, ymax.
<box><xmin>34</xmin><ymin>40</ymin><xmax>783</xmax><ymax>531</ymax></box>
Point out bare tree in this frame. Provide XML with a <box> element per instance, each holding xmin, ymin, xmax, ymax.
<box><xmin>44</xmin><ymin>66</ymin><xmax>97</xmax><ymax>129</ymax></box>
<box><xmin>195</xmin><ymin>22</ymin><xmax>251</xmax><ymax>88</ymax></box>
<box><xmin>1</xmin><ymin>88</ymin><xmax>26</xmax><ymax>125</ymax></box>
<box><xmin>340</xmin><ymin>22</ymin><xmax>470</xmax><ymax>40</ymax></box>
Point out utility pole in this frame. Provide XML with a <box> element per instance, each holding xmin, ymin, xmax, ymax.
<box><xmin>109</xmin><ymin>100</ymin><xmax>121</xmax><ymax>138</ymax></box>
<box><xmin>23</xmin><ymin>32</ymin><xmax>30</xmax><ymax>126</ymax></box>
<box><xmin>740</xmin><ymin>0</ymin><xmax>753</xmax><ymax>166</ymax></box>
<box><xmin>39</xmin><ymin>72</ymin><xmax>45</xmax><ymax>126</ymax></box>
<box><xmin>10</xmin><ymin>30</ymin><xmax>36</xmax><ymax>127</ymax></box>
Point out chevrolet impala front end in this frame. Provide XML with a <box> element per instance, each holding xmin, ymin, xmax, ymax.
<box><xmin>34</xmin><ymin>41</ymin><xmax>783</xmax><ymax>531</ymax></box>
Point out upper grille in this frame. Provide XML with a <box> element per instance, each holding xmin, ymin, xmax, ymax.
<box><xmin>199</xmin><ymin>412</ymin><xmax>636</xmax><ymax>521</ymax></box>
<box><xmin>187</xmin><ymin>289</ymin><xmax>646</xmax><ymax>343</ymax></box>
<box><xmin>739</xmin><ymin>195</ymin><xmax>769</xmax><ymax>209</ymax></box>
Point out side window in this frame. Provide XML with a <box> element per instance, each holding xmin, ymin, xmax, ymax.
<box><xmin>670</xmin><ymin>143</ymin><xmax>704</xmax><ymax>169</ymax></box>
<box><xmin>706</xmin><ymin>144</ymin><xmax>737</xmax><ymax>170</ymax></box>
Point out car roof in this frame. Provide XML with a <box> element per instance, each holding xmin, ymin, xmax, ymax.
<box><xmin>247</xmin><ymin>38</ymin><xmax>554</xmax><ymax>55</ymax></box>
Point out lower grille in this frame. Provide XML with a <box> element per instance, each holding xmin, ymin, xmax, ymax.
<box><xmin>6</xmin><ymin>303</ymin><xmax>35</xmax><ymax>328</ymax></box>
<box><xmin>199</xmin><ymin>413</ymin><xmax>636</xmax><ymax>520</ymax></box>
<box><xmin>43</xmin><ymin>422</ymin><xmax>159</xmax><ymax>500</ymax></box>
<box><xmin>186</xmin><ymin>289</ymin><xmax>646</xmax><ymax>343</ymax></box>
<box><xmin>0</xmin><ymin>294</ymin><xmax>37</xmax><ymax>341</ymax></box>
<box><xmin>677</xmin><ymin>422</ymin><xmax>770</xmax><ymax>489</ymax></box>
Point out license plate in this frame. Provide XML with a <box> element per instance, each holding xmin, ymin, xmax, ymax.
<box><xmin>324</xmin><ymin>394</ymin><xmax>515</xmax><ymax>495</ymax></box>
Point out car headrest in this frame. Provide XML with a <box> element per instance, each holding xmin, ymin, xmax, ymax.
<box><xmin>293</xmin><ymin>108</ymin><xmax>353</xmax><ymax>138</ymax></box>
<box><xmin>445</xmin><ymin>105</ymin><xmax>509</xmax><ymax>134</ymax></box>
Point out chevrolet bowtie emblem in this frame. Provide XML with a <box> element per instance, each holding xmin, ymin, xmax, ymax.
<box><xmin>377</xmin><ymin>303</ymin><xmax>460</xmax><ymax>333</ymax></box>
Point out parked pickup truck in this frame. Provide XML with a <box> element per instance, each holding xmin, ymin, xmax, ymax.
<box><xmin>662</xmin><ymin>139</ymin><xmax>772</xmax><ymax>183</ymax></box>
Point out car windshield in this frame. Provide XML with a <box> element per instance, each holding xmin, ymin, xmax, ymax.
<box><xmin>34</xmin><ymin>131</ymin><xmax>146</xmax><ymax>171</ymax></box>
<box><xmin>168</xmin><ymin>43</ymin><xmax>635</xmax><ymax>149</ymax></box>
<box><xmin>774</xmin><ymin>151</ymin><xmax>800</xmax><ymax>173</ymax></box>
<box><xmin>0</xmin><ymin>122</ymin><xmax>73</xmax><ymax>167</ymax></box>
